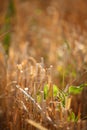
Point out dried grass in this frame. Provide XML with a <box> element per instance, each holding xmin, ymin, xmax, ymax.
<box><xmin>0</xmin><ymin>47</ymin><xmax>87</xmax><ymax>129</ymax></box>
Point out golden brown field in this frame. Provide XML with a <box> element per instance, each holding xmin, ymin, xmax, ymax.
<box><xmin>0</xmin><ymin>0</ymin><xmax>87</xmax><ymax>130</ymax></box>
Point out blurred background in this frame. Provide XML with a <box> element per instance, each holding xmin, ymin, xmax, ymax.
<box><xmin>0</xmin><ymin>0</ymin><xmax>87</xmax><ymax>87</ymax></box>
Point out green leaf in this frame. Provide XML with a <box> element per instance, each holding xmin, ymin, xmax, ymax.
<box><xmin>69</xmin><ymin>85</ymin><xmax>83</xmax><ymax>94</ymax></box>
<box><xmin>68</xmin><ymin>111</ymin><xmax>78</xmax><ymax>122</ymax></box>
<box><xmin>44</xmin><ymin>84</ymin><xmax>49</xmax><ymax>99</ymax></box>
<box><xmin>53</xmin><ymin>84</ymin><xmax>59</xmax><ymax>97</ymax></box>
<box><xmin>71</xmin><ymin>112</ymin><xmax>75</xmax><ymax>121</ymax></box>
<box><xmin>44</xmin><ymin>84</ymin><xmax>59</xmax><ymax>99</ymax></box>
<box><xmin>37</xmin><ymin>94</ymin><xmax>41</xmax><ymax>103</ymax></box>
<box><xmin>58</xmin><ymin>91</ymin><xmax>66</xmax><ymax>107</ymax></box>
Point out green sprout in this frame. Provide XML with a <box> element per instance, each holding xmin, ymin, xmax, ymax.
<box><xmin>69</xmin><ymin>84</ymin><xmax>87</xmax><ymax>95</ymax></box>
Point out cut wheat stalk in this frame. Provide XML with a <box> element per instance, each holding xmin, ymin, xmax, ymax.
<box><xmin>25</xmin><ymin>119</ymin><xmax>48</xmax><ymax>130</ymax></box>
